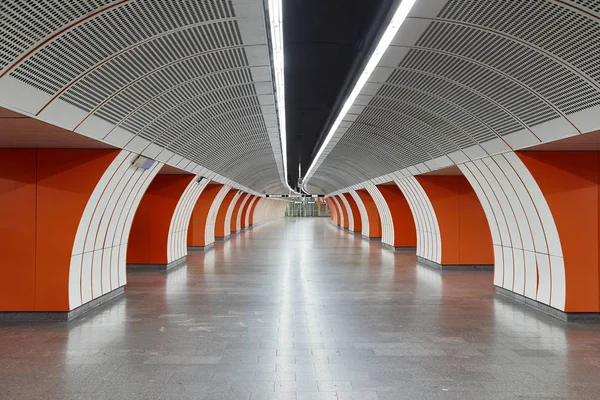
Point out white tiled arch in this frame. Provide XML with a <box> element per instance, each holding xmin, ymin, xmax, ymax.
<box><xmin>167</xmin><ymin>177</ymin><xmax>209</xmax><ymax>263</ymax></box>
<box><xmin>459</xmin><ymin>152</ymin><xmax>565</xmax><ymax>310</ymax></box>
<box><xmin>394</xmin><ymin>176</ymin><xmax>442</xmax><ymax>264</ymax></box>
<box><xmin>69</xmin><ymin>149</ymin><xmax>161</xmax><ymax>310</ymax></box>
<box><xmin>223</xmin><ymin>191</ymin><xmax>243</xmax><ymax>237</ymax></box>
<box><xmin>365</xmin><ymin>184</ymin><xmax>394</xmax><ymax>247</ymax></box>
<box><xmin>204</xmin><ymin>185</ymin><xmax>231</xmax><ymax>247</ymax></box>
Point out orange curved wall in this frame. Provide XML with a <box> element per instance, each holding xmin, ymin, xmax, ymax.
<box><xmin>416</xmin><ymin>175</ymin><xmax>493</xmax><ymax>265</ymax></box>
<box><xmin>343</xmin><ymin>192</ymin><xmax>362</xmax><ymax>233</ymax></box>
<box><xmin>127</xmin><ymin>174</ymin><xmax>193</xmax><ymax>265</ymax></box>
<box><xmin>377</xmin><ymin>184</ymin><xmax>417</xmax><ymax>247</ymax></box>
<box><xmin>188</xmin><ymin>183</ymin><xmax>223</xmax><ymax>247</ymax></box>
<box><xmin>518</xmin><ymin>151</ymin><xmax>600</xmax><ymax>312</ymax></box>
<box><xmin>230</xmin><ymin>192</ymin><xmax>248</xmax><ymax>233</ymax></box>
<box><xmin>377</xmin><ymin>184</ymin><xmax>416</xmax><ymax>247</ymax></box>
<box><xmin>240</xmin><ymin>195</ymin><xmax>255</xmax><ymax>229</ymax></box>
<box><xmin>325</xmin><ymin>198</ymin><xmax>338</xmax><ymax>224</ymax></box>
<box><xmin>249</xmin><ymin>197</ymin><xmax>261</xmax><ymax>225</ymax></box>
<box><xmin>0</xmin><ymin>149</ymin><xmax>118</xmax><ymax>311</ymax></box>
<box><xmin>356</xmin><ymin>189</ymin><xmax>381</xmax><ymax>238</ymax></box>
<box><xmin>335</xmin><ymin>195</ymin><xmax>349</xmax><ymax>229</ymax></box>
<box><xmin>215</xmin><ymin>189</ymin><xmax>236</xmax><ymax>238</ymax></box>
<box><xmin>332</xmin><ymin>198</ymin><xmax>343</xmax><ymax>226</ymax></box>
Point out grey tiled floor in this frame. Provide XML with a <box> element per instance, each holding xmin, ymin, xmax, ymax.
<box><xmin>2</xmin><ymin>218</ymin><xmax>600</xmax><ymax>399</ymax></box>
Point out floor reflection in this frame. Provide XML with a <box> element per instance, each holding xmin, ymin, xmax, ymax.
<box><xmin>0</xmin><ymin>218</ymin><xmax>599</xmax><ymax>399</ymax></box>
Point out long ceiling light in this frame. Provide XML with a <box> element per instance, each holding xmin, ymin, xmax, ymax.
<box><xmin>267</xmin><ymin>0</ymin><xmax>296</xmax><ymax>194</ymax></box>
<box><xmin>302</xmin><ymin>0</ymin><xmax>417</xmax><ymax>191</ymax></box>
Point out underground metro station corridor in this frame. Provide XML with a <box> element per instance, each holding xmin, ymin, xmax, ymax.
<box><xmin>2</xmin><ymin>218</ymin><xmax>600</xmax><ymax>400</ymax></box>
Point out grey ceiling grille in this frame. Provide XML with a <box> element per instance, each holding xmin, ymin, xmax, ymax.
<box><xmin>571</xmin><ymin>1</ymin><xmax>600</xmax><ymax>14</ymax></box>
<box><xmin>1</xmin><ymin>0</ymin><xmax>287</xmax><ymax>193</ymax></box>
<box><xmin>311</xmin><ymin>0</ymin><xmax>600</xmax><ymax>193</ymax></box>
<box><xmin>0</xmin><ymin>0</ymin><xmax>112</xmax><ymax>73</ymax></box>
<box><xmin>9</xmin><ymin>1</ymin><xmax>235</xmax><ymax>93</ymax></box>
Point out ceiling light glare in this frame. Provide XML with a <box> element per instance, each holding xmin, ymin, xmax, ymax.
<box><xmin>267</xmin><ymin>0</ymin><xmax>296</xmax><ymax>194</ymax></box>
<box><xmin>302</xmin><ymin>0</ymin><xmax>417</xmax><ymax>188</ymax></box>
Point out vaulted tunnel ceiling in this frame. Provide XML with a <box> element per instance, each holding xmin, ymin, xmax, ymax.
<box><xmin>2</xmin><ymin>1</ymin><xmax>600</xmax><ymax>196</ymax></box>
<box><xmin>0</xmin><ymin>0</ymin><xmax>287</xmax><ymax>194</ymax></box>
<box><xmin>306</xmin><ymin>0</ymin><xmax>600</xmax><ymax>194</ymax></box>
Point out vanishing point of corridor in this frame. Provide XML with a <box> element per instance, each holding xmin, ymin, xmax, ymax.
<box><xmin>1</xmin><ymin>218</ymin><xmax>599</xmax><ymax>400</ymax></box>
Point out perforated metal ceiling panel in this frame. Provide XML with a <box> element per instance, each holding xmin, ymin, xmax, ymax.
<box><xmin>0</xmin><ymin>0</ymin><xmax>287</xmax><ymax>194</ymax></box>
<box><xmin>307</xmin><ymin>0</ymin><xmax>600</xmax><ymax>194</ymax></box>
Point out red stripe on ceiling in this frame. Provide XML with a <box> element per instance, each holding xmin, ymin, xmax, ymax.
<box><xmin>0</xmin><ymin>0</ymin><xmax>131</xmax><ymax>80</ymax></box>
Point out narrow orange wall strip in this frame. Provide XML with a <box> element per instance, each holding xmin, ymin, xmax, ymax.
<box><xmin>416</xmin><ymin>175</ymin><xmax>493</xmax><ymax>265</ymax></box>
<box><xmin>518</xmin><ymin>151</ymin><xmax>600</xmax><ymax>312</ymax></box>
<box><xmin>0</xmin><ymin>149</ymin><xmax>37</xmax><ymax>311</ymax></box>
<box><xmin>230</xmin><ymin>192</ymin><xmax>248</xmax><ymax>233</ymax></box>
<box><xmin>127</xmin><ymin>174</ymin><xmax>194</xmax><ymax>265</ymax></box>
<box><xmin>335</xmin><ymin>195</ymin><xmax>349</xmax><ymax>229</ymax></box>
<box><xmin>37</xmin><ymin>149</ymin><xmax>119</xmax><ymax>311</ymax></box>
<box><xmin>343</xmin><ymin>193</ymin><xmax>362</xmax><ymax>233</ymax></box>
<box><xmin>240</xmin><ymin>195</ymin><xmax>255</xmax><ymax>229</ymax></box>
<box><xmin>377</xmin><ymin>184</ymin><xmax>416</xmax><ymax>248</ymax></box>
<box><xmin>188</xmin><ymin>183</ymin><xmax>223</xmax><ymax>247</ymax></box>
<box><xmin>356</xmin><ymin>189</ymin><xmax>381</xmax><ymax>238</ymax></box>
<box><xmin>215</xmin><ymin>189</ymin><xmax>236</xmax><ymax>239</ymax></box>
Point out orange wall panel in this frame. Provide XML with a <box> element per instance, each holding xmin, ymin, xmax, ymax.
<box><xmin>215</xmin><ymin>189</ymin><xmax>236</xmax><ymax>238</ymax></box>
<box><xmin>188</xmin><ymin>183</ymin><xmax>222</xmax><ymax>247</ymax></box>
<box><xmin>36</xmin><ymin>149</ymin><xmax>119</xmax><ymax>311</ymax></box>
<box><xmin>417</xmin><ymin>175</ymin><xmax>493</xmax><ymax>265</ymax></box>
<box><xmin>377</xmin><ymin>184</ymin><xmax>416</xmax><ymax>247</ymax></box>
<box><xmin>128</xmin><ymin>174</ymin><xmax>193</xmax><ymax>265</ymax></box>
<box><xmin>518</xmin><ymin>151</ymin><xmax>600</xmax><ymax>312</ymax></box>
<box><xmin>356</xmin><ymin>189</ymin><xmax>381</xmax><ymax>238</ymax></box>
<box><xmin>0</xmin><ymin>149</ymin><xmax>119</xmax><ymax>312</ymax></box>
<box><xmin>343</xmin><ymin>193</ymin><xmax>361</xmax><ymax>233</ymax></box>
<box><xmin>0</xmin><ymin>149</ymin><xmax>37</xmax><ymax>311</ymax></box>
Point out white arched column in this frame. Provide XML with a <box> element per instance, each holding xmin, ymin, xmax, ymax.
<box><xmin>364</xmin><ymin>184</ymin><xmax>394</xmax><ymax>248</ymax></box>
<box><xmin>235</xmin><ymin>193</ymin><xmax>252</xmax><ymax>232</ymax></box>
<box><xmin>70</xmin><ymin>150</ymin><xmax>161</xmax><ymax>310</ymax></box>
<box><xmin>458</xmin><ymin>152</ymin><xmax>564</xmax><ymax>311</ymax></box>
<box><xmin>223</xmin><ymin>190</ymin><xmax>243</xmax><ymax>239</ymax></box>
<box><xmin>245</xmin><ymin>196</ymin><xmax>260</xmax><ymax>227</ymax></box>
<box><xmin>167</xmin><ymin>177</ymin><xmax>209</xmax><ymax>264</ymax></box>
<box><xmin>395</xmin><ymin>176</ymin><xmax>442</xmax><ymax>265</ymax></box>
<box><xmin>204</xmin><ymin>185</ymin><xmax>232</xmax><ymax>247</ymax></box>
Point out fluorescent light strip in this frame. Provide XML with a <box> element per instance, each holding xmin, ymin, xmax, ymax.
<box><xmin>267</xmin><ymin>0</ymin><xmax>296</xmax><ymax>194</ymax></box>
<box><xmin>302</xmin><ymin>0</ymin><xmax>417</xmax><ymax>191</ymax></box>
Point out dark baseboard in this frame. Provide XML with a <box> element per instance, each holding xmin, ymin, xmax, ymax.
<box><xmin>127</xmin><ymin>256</ymin><xmax>187</xmax><ymax>272</ymax></box>
<box><xmin>215</xmin><ymin>234</ymin><xmax>231</xmax><ymax>242</ymax></box>
<box><xmin>188</xmin><ymin>242</ymin><xmax>215</xmax><ymax>252</ymax></box>
<box><xmin>0</xmin><ymin>287</ymin><xmax>125</xmax><ymax>322</ymax></box>
<box><xmin>417</xmin><ymin>256</ymin><xmax>493</xmax><ymax>271</ymax></box>
<box><xmin>382</xmin><ymin>243</ymin><xmax>417</xmax><ymax>252</ymax></box>
<box><xmin>495</xmin><ymin>287</ymin><xmax>600</xmax><ymax>322</ymax></box>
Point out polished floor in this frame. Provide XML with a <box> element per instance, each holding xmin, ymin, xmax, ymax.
<box><xmin>2</xmin><ymin>218</ymin><xmax>600</xmax><ymax>399</ymax></box>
